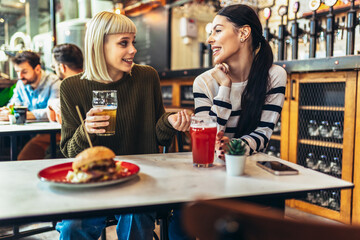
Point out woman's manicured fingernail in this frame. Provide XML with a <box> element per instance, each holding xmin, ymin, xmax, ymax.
<box><xmin>221</xmin><ymin>151</ymin><xmax>224</xmax><ymax>154</ymax></box>
<box><xmin>221</xmin><ymin>140</ymin><xmax>224</xmax><ymax>143</ymax></box>
<box><xmin>219</xmin><ymin>147</ymin><xmax>222</xmax><ymax>150</ymax></box>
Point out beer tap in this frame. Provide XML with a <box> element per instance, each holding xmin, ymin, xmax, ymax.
<box><xmin>309</xmin><ymin>0</ymin><xmax>321</xmax><ymax>58</ymax></box>
<box><xmin>263</xmin><ymin>7</ymin><xmax>276</xmax><ymax>42</ymax></box>
<box><xmin>290</xmin><ymin>1</ymin><xmax>301</xmax><ymax>60</ymax></box>
<box><xmin>336</xmin><ymin>16</ymin><xmax>346</xmax><ymax>41</ymax></box>
<box><xmin>324</xmin><ymin>0</ymin><xmax>338</xmax><ymax>57</ymax></box>
<box><xmin>302</xmin><ymin>23</ymin><xmax>309</xmax><ymax>44</ymax></box>
<box><xmin>199</xmin><ymin>42</ymin><xmax>212</xmax><ymax>68</ymax></box>
<box><xmin>277</xmin><ymin>5</ymin><xmax>289</xmax><ymax>61</ymax></box>
<box><xmin>346</xmin><ymin>0</ymin><xmax>360</xmax><ymax>55</ymax></box>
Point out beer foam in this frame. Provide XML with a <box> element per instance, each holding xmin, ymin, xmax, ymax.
<box><xmin>191</xmin><ymin>123</ymin><xmax>217</xmax><ymax>128</ymax></box>
<box><xmin>97</xmin><ymin>106</ymin><xmax>117</xmax><ymax>110</ymax></box>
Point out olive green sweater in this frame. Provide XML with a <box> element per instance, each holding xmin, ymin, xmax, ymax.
<box><xmin>60</xmin><ymin>64</ymin><xmax>176</xmax><ymax>158</ymax></box>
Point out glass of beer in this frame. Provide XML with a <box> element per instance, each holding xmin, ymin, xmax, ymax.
<box><xmin>92</xmin><ymin>90</ymin><xmax>117</xmax><ymax>136</ymax></box>
<box><xmin>190</xmin><ymin>115</ymin><xmax>217</xmax><ymax>167</ymax></box>
<box><xmin>13</xmin><ymin>105</ymin><xmax>28</xmax><ymax>125</ymax></box>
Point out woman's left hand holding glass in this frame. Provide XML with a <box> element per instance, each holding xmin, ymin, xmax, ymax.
<box><xmin>168</xmin><ymin>110</ymin><xmax>192</xmax><ymax>132</ymax></box>
<box><xmin>84</xmin><ymin>108</ymin><xmax>110</xmax><ymax>134</ymax></box>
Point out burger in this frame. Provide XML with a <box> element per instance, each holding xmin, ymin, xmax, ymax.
<box><xmin>66</xmin><ymin>146</ymin><xmax>128</xmax><ymax>183</ymax></box>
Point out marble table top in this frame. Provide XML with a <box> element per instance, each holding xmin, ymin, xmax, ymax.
<box><xmin>0</xmin><ymin>121</ymin><xmax>61</xmax><ymax>134</ymax></box>
<box><xmin>0</xmin><ymin>152</ymin><xmax>353</xmax><ymax>225</ymax></box>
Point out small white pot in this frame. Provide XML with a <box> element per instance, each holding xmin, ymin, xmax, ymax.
<box><xmin>9</xmin><ymin>115</ymin><xmax>16</xmax><ymax>125</ymax></box>
<box><xmin>225</xmin><ymin>154</ymin><xmax>247</xmax><ymax>176</ymax></box>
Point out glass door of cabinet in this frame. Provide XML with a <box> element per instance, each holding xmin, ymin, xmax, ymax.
<box><xmin>288</xmin><ymin>71</ymin><xmax>357</xmax><ymax>223</ymax></box>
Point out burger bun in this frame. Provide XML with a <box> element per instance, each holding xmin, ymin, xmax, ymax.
<box><xmin>73</xmin><ymin>146</ymin><xmax>116</xmax><ymax>170</ymax></box>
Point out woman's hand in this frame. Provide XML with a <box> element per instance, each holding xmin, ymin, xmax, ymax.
<box><xmin>84</xmin><ymin>108</ymin><xmax>110</xmax><ymax>134</ymax></box>
<box><xmin>211</xmin><ymin>63</ymin><xmax>231</xmax><ymax>87</ymax></box>
<box><xmin>215</xmin><ymin>131</ymin><xmax>230</xmax><ymax>161</ymax></box>
<box><xmin>168</xmin><ymin>110</ymin><xmax>192</xmax><ymax>132</ymax></box>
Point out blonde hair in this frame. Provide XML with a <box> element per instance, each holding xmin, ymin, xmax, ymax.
<box><xmin>82</xmin><ymin>11</ymin><xmax>137</xmax><ymax>82</ymax></box>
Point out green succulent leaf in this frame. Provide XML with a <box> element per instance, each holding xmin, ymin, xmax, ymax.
<box><xmin>226</xmin><ymin>138</ymin><xmax>246</xmax><ymax>155</ymax></box>
<box><xmin>9</xmin><ymin>105</ymin><xmax>14</xmax><ymax>115</ymax></box>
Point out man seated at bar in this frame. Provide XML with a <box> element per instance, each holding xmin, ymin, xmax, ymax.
<box><xmin>56</xmin><ymin>11</ymin><xmax>191</xmax><ymax>240</ymax></box>
<box><xmin>0</xmin><ymin>51</ymin><xmax>61</xmax><ymax>160</ymax></box>
<box><xmin>0</xmin><ymin>51</ymin><xmax>60</xmax><ymax>121</ymax></box>
<box><xmin>48</xmin><ymin>43</ymin><xmax>84</xmax><ymax>124</ymax></box>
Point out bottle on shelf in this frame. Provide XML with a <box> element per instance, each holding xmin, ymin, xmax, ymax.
<box><xmin>330</xmin><ymin>156</ymin><xmax>342</xmax><ymax>177</ymax></box>
<box><xmin>308</xmin><ymin>119</ymin><xmax>319</xmax><ymax>137</ymax></box>
<box><xmin>319</xmin><ymin>120</ymin><xmax>332</xmax><ymax>138</ymax></box>
<box><xmin>267</xmin><ymin>146</ymin><xmax>277</xmax><ymax>156</ymax></box>
<box><xmin>306</xmin><ymin>192</ymin><xmax>314</xmax><ymax>202</ymax></box>
<box><xmin>331</xmin><ymin>121</ymin><xmax>343</xmax><ymax>139</ymax></box>
<box><xmin>273</xmin><ymin>120</ymin><xmax>281</xmax><ymax>133</ymax></box>
<box><xmin>319</xmin><ymin>190</ymin><xmax>330</xmax><ymax>208</ymax></box>
<box><xmin>328</xmin><ymin>191</ymin><xmax>341</xmax><ymax>211</ymax></box>
<box><xmin>305</xmin><ymin>152</ymin><xmax>316</xmax><ymax>169</ymax></box>
<box><xmin>313</xmin><ymin>154</ymin><xmax>327</xmax><ymax>172</ymax></box>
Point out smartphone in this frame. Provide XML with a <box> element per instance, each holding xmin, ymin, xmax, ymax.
<box><xmin>256</xmin><ymin>161</ymin><xmax>299</xmax><ymax>176</ymax></box>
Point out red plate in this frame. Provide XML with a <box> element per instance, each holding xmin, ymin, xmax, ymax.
<box><xmin>38</xmin><ymin>161</ymin><xmax>140</xmax><ymax>188</ymax></box>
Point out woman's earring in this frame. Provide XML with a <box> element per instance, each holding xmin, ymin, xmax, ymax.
<box><xmin>240</xmin><ymin>38</ymin><xmax>244</xmax><ymax>42</ymax></box>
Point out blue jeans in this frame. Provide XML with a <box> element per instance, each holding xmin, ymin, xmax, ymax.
<box><xmin>56</xmin><ymin>213</ymin><xmax>155</xmax><ymax>240</ymax></box>
<box><xmin>168</xmin><ymin>209</ymin><xmax>194</xmax><ymax>240</ymax></box>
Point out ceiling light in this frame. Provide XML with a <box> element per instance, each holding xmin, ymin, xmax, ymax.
<box><xmin>124</xmin><ymin>0</ymin><xmax>162</xmax><ymax>17</ymax></box>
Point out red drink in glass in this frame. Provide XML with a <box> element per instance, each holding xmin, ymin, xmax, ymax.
<box><xmin>190</xmin><ymin>116</ymin><xmax>217</xmax><ymax>167</ymax></box>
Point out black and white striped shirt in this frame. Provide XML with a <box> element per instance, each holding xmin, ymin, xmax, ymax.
<box><xmin>193</xmin><ymin>64</ymin><xmax>287</xmax><ymax>155</ymax></box>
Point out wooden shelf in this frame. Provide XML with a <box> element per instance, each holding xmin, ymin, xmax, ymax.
<box><xmin>298</xmin><ymin>139</ymin><xmax>343</xmax><ymax>149</ymax></box>
<box><xmin>181</xmin><ymin>100</ymin><xmax>194</xmax><ymax>105</ymax></box>
<box><xmin>300</xmin><ymin>106</ymin><xmax>345</xmax><ymax>111</ymax></box>
<box><xmin>270</xmin><ymin>135</ymin><xmax>281</xmax><ymax>141</ymax></box>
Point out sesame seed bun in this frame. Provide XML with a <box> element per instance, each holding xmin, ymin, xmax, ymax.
<box><xmin>72</xmin><ymin>146</ymin><xmax>116</xmax><ymax>171</ymax></box>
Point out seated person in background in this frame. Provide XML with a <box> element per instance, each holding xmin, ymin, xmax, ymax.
<box><xmin>0</xmin><ymin>51</ymin><xmax>60</xmax><ymax>121</ymax></box>
<box><xmin>56</xmin><ymin>11</ymin><xmax>191</xmax><ymax>240</ymax></box>
<box><xmin>0</xmin><ymin>51</ymin><xmax>60</xmax><ymax>160</ymax></box>
<box><xmin>47</xmin><ymin>43</ymin><xmax>84</xmax><ymax>124</ymax></box>
<box><xmin>43</xmin><ymin>43</ymin><xmax>84</xmax><ymax>159</ymax></box>
<box><xmin>169</xmin><ymin>4</ymin><xmax>287</xmax><ymax>240</ymax></box>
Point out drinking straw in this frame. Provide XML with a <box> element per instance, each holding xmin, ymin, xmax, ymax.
<box><xmin>75</xmin><ymin>105</ymin><xmax>93</xmax><ymax>148</ymax></box>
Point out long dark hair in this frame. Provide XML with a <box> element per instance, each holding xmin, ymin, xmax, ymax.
<box><xmin>218</xmin><ymin>4</ymin><xmax>273</xmax><ymax>138</ymax></box>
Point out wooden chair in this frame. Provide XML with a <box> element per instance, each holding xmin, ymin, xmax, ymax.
<box><xmin>183</xmin><ymin>199</ymin><xmax>360</xmax><ymax>240</ymax></box>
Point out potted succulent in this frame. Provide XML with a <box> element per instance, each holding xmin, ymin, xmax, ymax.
<box><xmin>8</xmin><ymin>105</ymin><xmax>16</xmax><ymax>124</ymax></box>
<box><xmin>225</xmin><ymin>139</ymin><xmax>248</xmax><ymax>176</ymax></box>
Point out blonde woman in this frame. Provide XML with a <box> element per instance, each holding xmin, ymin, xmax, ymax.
<box><xmin>56</xmin><ymin>11</ymin><xmax>190</xmax><ymax>240</ymax></box>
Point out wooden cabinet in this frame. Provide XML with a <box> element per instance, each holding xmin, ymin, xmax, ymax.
<box><xmin>352</xmin><ymin>72</ymin><xmax>360</xmax><ymax>224</ymax></box>
<box><xmin>284</xmin><ymin>71</ymin><xmax>357</xmax><ymax>223</ymax></box>
<box><xmin>160</xmin><ymin>77</ymin><xmax>194</xmax><ymax>109</ymax></box>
